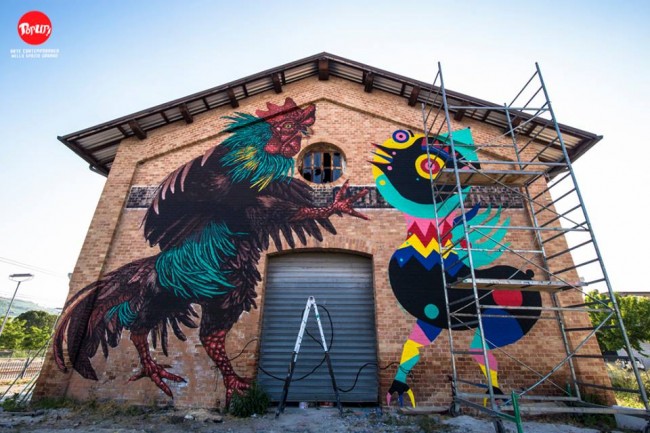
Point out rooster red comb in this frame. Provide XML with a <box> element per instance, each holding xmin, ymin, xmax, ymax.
<box><xmin>255</xmin><ymin>98</ymin><xmax>298</xmax><ymax>118</ymax></box>
<box><xmin>255</xmin><ymin>98</ymin><xmax>315</xmax><ymax>125</ymax></box>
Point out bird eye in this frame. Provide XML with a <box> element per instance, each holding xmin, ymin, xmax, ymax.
<box><xmin>284</xmin><ymin>122</ymin><xmax>294</xmax><ymax>129</ymax></box>
<box><xmin>392</xmin><ymin>130</ymin><xmax>410</xmax><ymax>143</ymax></box>
<box><xmin>415</xmin><ymin>154</ymin><xmax>444</xmax><ymax>179</ymax></box>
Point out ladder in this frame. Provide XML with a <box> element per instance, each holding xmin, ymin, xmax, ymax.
<box><xmin>275</xmin><ymin>296</ymin><xmax>343</xmax><ymax>418</ymax></box>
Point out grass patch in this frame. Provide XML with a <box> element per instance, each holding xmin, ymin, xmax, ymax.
<box><xmin>31</xmin><ymin>396</ymin><xmax>77</xmax><ymax>410</ymax></box>
<box><xmin>1</xmin><ymin>394</ymin><xmax>27</xmax><ymax>412</ymax></box>
<box><xmin>571</xmin><ymin>393</ymin><xmax>616</xmax><ymax>430</ymax></box>
<box><xmin>607</xmin><ymin>363</ymin><xmax>650</xmax><ymax>409</ymax></box>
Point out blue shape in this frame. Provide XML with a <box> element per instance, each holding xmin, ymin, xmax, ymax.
<box><xmin>478</xmin><ymin>308</ymin><xmax>524</xmax><ymax>349</ymax></box>
<box><xmin>417</xmin><ymin>319</ymin><xmax>442</xmax><ymax>341</ymax></box>
<box><xmin>445</xmin><ymin>259</ymin><xmax>466</xmax><ymax>277</ymax></box>
<box><xmin>392</xmin><ymin>246</ymin><xmax>467</xmax><ymax>277</ymax></box>
<box><xmin>454</xmin><ymin>204</ymin><xmax>480</xmax><ymax>227</ymax></box>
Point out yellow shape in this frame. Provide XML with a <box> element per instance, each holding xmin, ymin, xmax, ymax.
<box><xmin>372</xmin><ymin>165</ymin><xmax>384</xmax><ymax>179</ymax></box>
<box><xmin>398</xmin><ymin>234</ymin><xmax>456</xmax><ymax>259</ymax></box>
<box><xmin>400</xmin><ymin>339</ymin><xmax>422</xmax><ymax>364</ymax></box>
<box><xmin>406</xmin><ymin>388</ymin><xmax>416</xmax><ymax>408</ymax></box>
<box><xmin>373</xmin><ymin>148</ymin><xmax>392</xmax><ymax>161</ymax></box>
<box><xmin>478</xmin><ymin>364</ymin><xmax>500</xmax><ymax>388</ymax></box>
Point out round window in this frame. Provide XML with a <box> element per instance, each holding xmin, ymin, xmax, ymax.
<box><xmin>299</xmin><ymin>145</ymin><xmax>346</xmax><ymax>184</ymax></box>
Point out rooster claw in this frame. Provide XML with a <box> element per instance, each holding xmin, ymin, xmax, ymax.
<box><xmin>224</xmin><ymin>374</ymin><xmax>251</xmax><ymax>408</ymax></box>
<box><xmin>128</xmin><ymin>359</ymin><xmax>186</xmax><ymax>397</ymax></box>
<box><xmin>333</xmin><ymin>181</ymin><xmax>369</xmax><ymax>220</ymax></box>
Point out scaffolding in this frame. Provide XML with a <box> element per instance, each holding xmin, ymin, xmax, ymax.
<box><xmin>420</xmin><ymin>63</ymin><xmax>650</xmax><ymax>433</ymax></box>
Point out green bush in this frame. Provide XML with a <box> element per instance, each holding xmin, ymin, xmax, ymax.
<box><xmin>1</xmin><ymin>394</ymin><xmax>27</xmax><ymax>412</ymax></box>
<box><xmin>607</xmin><ymin>363</ymin><xmax>650</xmax><ymax>408</ymax></box>
<box><xmin>31</xmin><ymin>396</ymin><xmax>77</xmax><ymax>410</ymax></box>
<box><xmin>228</xmin><ymin>382</ymin><xmax>270</xmax><ymax>417</ymax></box>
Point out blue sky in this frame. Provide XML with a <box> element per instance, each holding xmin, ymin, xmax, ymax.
<box><xmin>0</xmin><ymin>0</ymin><xmax>648</xmax><ymax>307</ymax></box>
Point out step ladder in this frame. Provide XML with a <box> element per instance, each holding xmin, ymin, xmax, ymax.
<box><xmin>275</xmin><ymin>296</ymin><xmax>343</xmax><ymax>418</ymax></box>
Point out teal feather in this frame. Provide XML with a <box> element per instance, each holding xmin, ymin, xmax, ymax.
<box><xmin>220</xmin><ymin>113</ymin><xmax>295</xmax><ymax>189</ymax></box>
<box><xmin>107</xmin><ymin>302</ymin><xmax>138</xmax><ymax>328</ymax></box>
<box><xmin>156</xmin><ymin>222</ymin><xmax>242</xmax><ymax>300</ymax></box>
<box><xmin>449</xmin><ymin>207</ymin><xmax>511</xmax><ymax>268</ymax></box>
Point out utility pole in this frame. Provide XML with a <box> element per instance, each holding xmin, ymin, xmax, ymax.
<box><xmin>0</xmin><ymin>273</ymin><xmax>34</xmax><ymax>337</ymax></box>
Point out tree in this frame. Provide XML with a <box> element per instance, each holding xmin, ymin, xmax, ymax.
<box><xmin>22</xmin><ymin>326</ymin><xmax>51</xmax><ymax>351</ymax></box>
<box><xmin>16</xmin><ymin>310</ymin><xmax>57</xmax><ymax>331</ymax></box>
<box><xmin>0</xmin><ymin>318</ymin><xmax>26</xmax><ymax>351</ymax></box>
<box><xmin>587</xmin><ymin>290</ymin><xmax>650</xmax><ymax>354</ymax></box>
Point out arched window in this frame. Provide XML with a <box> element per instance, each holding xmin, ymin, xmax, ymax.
<box><xmin>299</xmin><ymin>144</ymin><xmax>345</xmax><ymax>184</ymax></box>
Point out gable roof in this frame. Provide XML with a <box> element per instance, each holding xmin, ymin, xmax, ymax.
<box><xmin>59</xmin><ymin>52</ymin><xmax>601</xmax><ymax>177</ymax></box>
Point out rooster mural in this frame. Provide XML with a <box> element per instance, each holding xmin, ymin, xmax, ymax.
<box><xmin>372</xmin><ymin>129</ymin><xmax>541</xmax><ymax>407</ymax></box>
<box><xmin>54</xmin><ymin>98</ymin><xmax>368</xmax><ymax>405</ymax></box>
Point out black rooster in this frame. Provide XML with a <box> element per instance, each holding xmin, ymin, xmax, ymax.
<box><xmin>54</xmin><ymin>98</ymin><xmax>368</xmax><ymax>405</ymax></box>
<box><xmin>372</xmin><ymin>129</ymin><xmax>541</xmax><ymax>407</ymax></box>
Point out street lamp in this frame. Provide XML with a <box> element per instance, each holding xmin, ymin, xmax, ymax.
<box><xmin>0</xmin><ymin>273</ymin><xmax>34</xmax><ymax>338</ymax></box>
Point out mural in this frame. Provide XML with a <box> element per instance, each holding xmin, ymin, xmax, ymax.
<box><xmin>53</xmin><ymin>98</ymin><xmax>369</xmax><ymax>406</ymax></box>
<box><xmin>372</xmin><ymin>129</ymin><xmax>542</xmax><ymax>407</ymax></box>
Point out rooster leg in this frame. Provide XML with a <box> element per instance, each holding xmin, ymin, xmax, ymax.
<box><xmin>128</xmin><ymin>332</ymin><xmax>186</xmax><ymax>397</ymax></box>
<box><xmin>200</xmin><ymin>330</ymin><xmax>250</xmax><ymax>407</ymax></box>
<box><xmin>387</xmin><ymin>320</ymin><xmax>442</xmax><ymax>407</ymax></box>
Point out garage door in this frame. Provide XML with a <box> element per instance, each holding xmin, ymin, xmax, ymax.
<box><xmin>258</xmin><ymin>252</ymin><xmax>378</xmax><ymax>403</ymax></box>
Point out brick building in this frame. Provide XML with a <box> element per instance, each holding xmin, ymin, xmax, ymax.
<box><xmin>34</xmin><ymin>53</ymin><xmax>616</xmax><ymax>411</ymax></box>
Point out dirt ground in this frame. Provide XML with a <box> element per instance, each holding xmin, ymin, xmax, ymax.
<box><xmin>0</xmin><ymin>404</ymin><xmax>630</xmax><ymax>433</ymax></box>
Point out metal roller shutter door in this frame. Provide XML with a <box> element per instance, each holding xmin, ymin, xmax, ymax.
<box><xmin>258</xmin><ymin>252</ymin><xmax>378</xmax><ymax>403</ymax></box>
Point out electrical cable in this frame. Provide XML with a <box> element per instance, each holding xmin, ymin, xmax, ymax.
<box><xmin>227</xmin><ymin>337</ymin><xmax>258</xmax><ymax>362</ymax></box>
<box><xmin>253</xmin><ymin>302</ymin><xmax>403</xmax><ymax>393</ymax></box>
<box><xmin>257</xmin><ymin>303</ymin><xmax>335</xmax><ymax>382</ymax></box>
<box><xmin>0</xmin><ymin>256</ymin><xmax>68</xmax><ymax>278</ymax></box>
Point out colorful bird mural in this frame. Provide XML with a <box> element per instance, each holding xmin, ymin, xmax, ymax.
<box><xmin>372</xmin><ymin>129</ymin><xmax>541</xmax><ymax>407</ymax></box>
<box><xmin>53</xmin><ymin>98</ymin><xmax>368</xmax><ymax>406</ymax></box>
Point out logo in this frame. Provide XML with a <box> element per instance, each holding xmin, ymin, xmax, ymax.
<box><xmin>17</xmin><ymin>11</ymin><xmax>52</xmax><ymax>45</ymax></box>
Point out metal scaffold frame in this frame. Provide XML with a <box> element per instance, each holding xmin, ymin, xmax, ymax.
<box><xmin>421</xmin><ymin>62</ymin><xmax>650</xmax><ymax>433</ymax></box>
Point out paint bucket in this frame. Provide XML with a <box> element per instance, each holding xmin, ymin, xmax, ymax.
<box><xmin>299</xmin><ymin>402</ymin><xmax>308</xmax><ymax>409</ymax></box>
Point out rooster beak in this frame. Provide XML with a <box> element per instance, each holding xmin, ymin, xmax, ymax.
<box><xmin>371</xmin><ymin>143</ymin><xmax>393</xmax><ymax>164</ymax></box>
<box><xmin>372</xmin><ymin>143</ymin><xmax>393</xmax><ymax>153</ymax></box>
<box><xmin>370</xmin><ymin>152</ymin><xmax>392</xmax><ymax>164</ymax></box>
<box><xmin>302</xmin><ymin>126</ymin><xmax>314</xmax><ymax>137</ymax></box>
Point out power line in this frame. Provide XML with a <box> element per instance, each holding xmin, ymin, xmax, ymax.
<box><xmin>0</xmin><ymin>256</ymin><xmax>68</xmax><ymax>279</ymax></box>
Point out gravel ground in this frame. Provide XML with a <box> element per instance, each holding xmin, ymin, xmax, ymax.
<box><xmin>0</xmin><ymin>405</ymin><xmax>628</xmax><ymax>433</ymax></box>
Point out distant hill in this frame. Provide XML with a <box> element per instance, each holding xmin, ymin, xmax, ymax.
<box><xmin>0</xmin><ymin>297</ymin><xmax>59</xmax><ymax>317</ymax></box>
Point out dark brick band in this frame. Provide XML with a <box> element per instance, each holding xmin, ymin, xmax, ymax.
<box><xmin>127</xmin><ymin>184</ymin><xmax>523</xmax><ymax>210</ymax></box>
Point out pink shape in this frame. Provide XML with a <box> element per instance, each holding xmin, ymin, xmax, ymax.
<box><xmin>409</xmin><ymin>324</ymin><xmax>432</xmax><ymax>346</ymax></box>
<box><xmin>469</xmin><ymin>349</ymin><xmax>498</xmax><ymax>369</ymax></box>
<box><xmin>404</xmin><ymin>215</ymin><xmax>435</xmax><ymax>236</ymax></box>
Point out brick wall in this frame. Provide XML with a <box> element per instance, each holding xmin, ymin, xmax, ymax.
<box><xmin>34</xmin><ymin>76</ymin><xmax>613</xmax><ymax>408</ymax></box>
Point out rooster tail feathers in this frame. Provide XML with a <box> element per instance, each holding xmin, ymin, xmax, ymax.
<box><xmin>53</xmin><ymin>278</ymin><xmax>106</xmax><ymax>380</ymax></box>
<box><xmin>52</xmin><ymin>259</ymin><xmax>150</xmax><ymax>381</ymax></box>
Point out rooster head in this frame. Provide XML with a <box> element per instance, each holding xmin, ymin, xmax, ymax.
<box><xmin>256</xmin><ymin>98</ymin><xmax>316</xmax><ymax>157</ymax></box>
<box><xmin>371</xmin><ymin>128</ymin><xmax>479</xmax><ymax>217</ymax></box>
